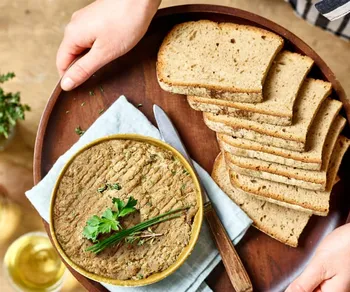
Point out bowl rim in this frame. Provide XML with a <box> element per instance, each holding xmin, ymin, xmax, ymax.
<box><xmin>49</xmin><ymin>133</ymin><xmax>203</xmax><ymax>287</ymax></box>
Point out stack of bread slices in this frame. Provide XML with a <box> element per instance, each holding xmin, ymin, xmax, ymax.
<box><xmin>157</xmin><ymin>20</ymin><xmax>350</xmax><ymax>247</ymax></box>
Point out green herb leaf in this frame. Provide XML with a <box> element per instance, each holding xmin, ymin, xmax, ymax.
<box><xmin>112</xmin><ymin>196</ymin><xmax>137</xmax><ymax>217</ymax></box>
<box><xmin>87</xmin><ymin>215</ymin><xmax>101</xmax><ymax>227</ymax></box>
<box><xmin>0</xmin><ymin>73</ymin><xmax>30</xmax><ymax>139</ymax></box>
<box><xmin>83</xmin><ymin>197</ymin><xmax>139</xmax><ymax>243</ymax></box>
<box><xmin>97</xmin><ymin>185</ymin><xmax>108</xmax><ymax>193</ymax></box>
<box><xmin>0</xmin><ymin>72</ymin><xmax>15</xmax><ymax>83</ymax></box>
<box><xmin>86</xmin><ymin>206</ymin><xmax>189</xmax><ymax>254</ymax></box>
<box><xmin>75</xmin><ymin>126</ymin><xmax>85</xmax><ymax>136</ymax></box>
<box><xmin>82</xmin><ymin>225</ymin><xmax>99</xmax><ymax>242</ymax></box>
<box><xmin>98</xmin><ymin>208</ymin><xmax>120</xmax><ymax>234</ymax></box>
<box><xmin>118</xmin><ymin>196</ymin><xmax>137</xmax><ymax>217</ymax></box>
<box><xmin>99</xmin><ymin>109</ymin><xmax>104</xmax><ymax>115</ymax></box>
<box><xmin>83</xmin><ymin>209</ymin><xmax>120</xmax><ymax>242</ymax></box>
<box><xmin>107</xmin><ymin>183</ymin><xmax>121</xmax><ymax>190</ymax></box>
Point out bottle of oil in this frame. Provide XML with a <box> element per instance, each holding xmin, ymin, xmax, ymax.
<box><xmin>4</xmin><ymin>232</ymin><xmax>66</xmax><ymax>292</ymax></box>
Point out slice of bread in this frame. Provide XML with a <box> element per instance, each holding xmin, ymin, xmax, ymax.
<box><xmin>224</xmin><ymin>118</ymin><xmax>344</xmax><ymax>191</ymax></box>
<box><xmin>212</xmin><ymin>153</ymin><xmax>311</xmax><ymax>247</ymax></box>
<box><xmin>204</xmin><ymin>79</ymin><xmax>332</xmax><ymax>151</ymax></box>
<box><xmin>229</xmin><ymin>136</ymin><xmax>350</xmax><ymax>215</ymax></box>
<box><xmin>225</xmin><ymin>152</ymin><xmax>326</xmax><ymax>191</ymax></box>
<box><xmin>218</xmin><ymin>115</ymin><xmax>346</xmax><ymax>171</ymax></box>
<box><xmin>188</xmin><ymin>51</ymin><xmax>313</xmax><ymax>126</ymax></box>
<box><xmin>157</xmin><ymin>20</ymin><xmax>284</xmax><ymax>103</ymax></box>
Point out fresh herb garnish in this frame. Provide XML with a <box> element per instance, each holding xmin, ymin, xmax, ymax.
<box><xmin>137</xmin><ymin>274</ymin><xmax>144</xmax><ymax>280</ymax></box>
<box><xmin>83</xmin><ymin>196</ymin><xmax>137</xmax><ymax>242</ymax></box>
<box><xmin>75</xmin><ymin>126</ymin><xmax>85</xmax><ymax>136</ymax></box>
<box><xmin>150</xmin><ymin>154</ymin><xmax>158</xmax><ymax>161</ymax></box>
<box><xmin>109</xmin><ymin>183</ymin><xmax>122</xmax><ymax>190</ymax></box>
<box><xmin>89</xmin><ymin>90</ymin><xmax>95</xmax><ymax>96</ymax></box>
<box><xmin>85</xmin><ymin>206</ymin><xmax>188</xmax><ymax>254</ymax></box>
<box><xmin>97</xmin><ymin>185</ymin><xmax>108</xmax><ymax>193</ymax></box>
<box><xmin>0</xmin><ymin>72</ymin><xmax>30</xmax><ymax>139</ymax></box>
<box><xmin>112</xmin><ymin>196</ymin><xmax>137</xmax><ymax>218</ymax></box>
<box><xmin>183</xmin><ymin>169</ymin><xmax>189</xmax><ymax>176</ymax></box>
<box><xmin>0</xmin><ymin>72</ymin><xmax>15</xmax><ymax>83</ymax></box>
<box><xmin>97</xmin><ymin>183</ymin><xmax>122</xmax><ymax>193</ymax></box>
<box><xmin>124</xmin><ymin>228</ymin><xmax>161</xmax><ymax>245</ymax></box>
<box><xmin>99</xmin><ymin>109</ymin><xmax>104</xmax><ymax>115</ymax></box>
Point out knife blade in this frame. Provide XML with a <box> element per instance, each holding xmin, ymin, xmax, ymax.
<box><xmin>153</xmin><ymin>104</ymin><xmax>252</xmax><ymax>292</ymax></box>
<box><xmin>153</xmin><ymin>105</ymin><xmax>210</xmax><ymax>203</ymax></box>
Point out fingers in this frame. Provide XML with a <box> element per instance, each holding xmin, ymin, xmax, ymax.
<box><xmin>56</xmin><ymin>40</ymin><xmax>86</xmax><ymax>77</ymax></box>
<box><xmin>319</xmin><ymin>276</ymin><xmax>350</xmax><ymax>292</ymax></box>
<box><xmin>60</xmin><ymin>44</ymin><xmax>112</xmax><ymax>91</ymax></box>
<box><xmin>285</xmin><ymin>256</ymin><xmax>326</xmax><ymax>292</ymax></box>
<box><xmin>56</xmin><ymin>21</ymin><xmax>94</xmax><ymax>77</ymax></box>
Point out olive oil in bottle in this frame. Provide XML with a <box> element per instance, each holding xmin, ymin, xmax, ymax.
<box><xmin>4</xmin><ymin>232</ymin><xmax>66</xmax><ymax>292</ymax></box>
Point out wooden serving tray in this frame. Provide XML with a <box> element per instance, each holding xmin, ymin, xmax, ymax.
<box><xmin>34</xmin><ymin>5</ymin><xmax>350</xmax><ymax>292</ymax></box>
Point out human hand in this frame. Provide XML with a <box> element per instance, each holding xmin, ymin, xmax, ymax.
<box><xmin>57</xmin><ymin>0</ymin><xmax>161</xmax><ymax>91</ymax></box>
<box><xmin>286</xmin><ymin>223</ymin><xmax>350</xmax><ymax>292</ymax></box>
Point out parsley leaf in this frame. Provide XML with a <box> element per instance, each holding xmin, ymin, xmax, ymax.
<box><xmin>83</xmin><ymin>197</ymin><xmax>138</xmax><ymax>242</ymax></box>
<box><xmin>108</xmin><ymin>183</ymin><xmax>121</xmax><ymax>190</ymax></box>
<box><xmin>113</xmin><ymin>196</ymin><xmax>137</xmax><ymax>217</ymax></box>
<box><xmin>75</xmin><ymin>126</ymin><xmax>85</xmax><ymax>136</ymax></box>
<box><xmin>0</xmin><ymin>73</ymin><xmax>30</xmax><ymax>139</ymax></box>
<box><xmin>98</xmin><ymin>208</ymin><xmax>120</xmax><ymax>234</ymax></box>
<box><xmin>97</xmin><ymin>183</ymin><xmax>121</xmax><ymax>193</ymax></box>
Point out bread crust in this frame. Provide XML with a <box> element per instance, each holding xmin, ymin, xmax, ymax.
<box><xmin>211</xmin><ymin>153</ymin><xmax>311</xmax><ymax>247</ymax></box>
<box><xmin>157</xmin><ymin>20</ymin><xmax>284</xmax><ymax>102</ymax></box>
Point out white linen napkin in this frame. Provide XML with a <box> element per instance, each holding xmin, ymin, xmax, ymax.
<box><xmin>26</xmin><ymin>95</ymin><xmax>252</xmax><ymax>292</ymax></box>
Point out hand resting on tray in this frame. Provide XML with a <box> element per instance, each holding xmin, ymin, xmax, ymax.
<box><xmin>286</xmin><ymin>223</ymin><xmax>350</xmax><ymax>292</ymax></box>
<box><xmin>56</xmin><ymin>0</ymin><xmax>161</xmax><ymax>91</ymax></box>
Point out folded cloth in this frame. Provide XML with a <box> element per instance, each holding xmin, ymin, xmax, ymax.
<box><xmin>26</xmin><ymin>95</ymin><xmax>252</xmax><ymax>292</ymax></box>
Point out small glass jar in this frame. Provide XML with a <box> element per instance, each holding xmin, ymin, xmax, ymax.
<box><xmin>3</xmin><ymin>232</ymin><xmax>67</xmax><ymax>292</ymax></box>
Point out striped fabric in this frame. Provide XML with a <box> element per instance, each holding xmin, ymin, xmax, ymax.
<box><xmin>286</xmin><ymin>0</ymin><xmax>350</xmax><ymax>39</ymax></box>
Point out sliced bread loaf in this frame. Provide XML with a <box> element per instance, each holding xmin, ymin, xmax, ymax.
<box><xmin>225</xmin><ymin>152</ymin><xmax>326</xmax><ymax>190</ymax></box>
<box><xmin>212</xmin><ymin>153</ymin><xmax>311</xmax><ymax>247</ymax></box>
<box><xmin>223</xmin><ymin>118</ymin><xmax>344</xmax><ymax>191</ymax></box>
<box><xmin>203</xmin><ymin>79</ymin><xmax>332</xmax><ymax>151</ymax></box>
<box><xmin>157</xmin><ymin>20</ymin><xmax>284</xmax><ymax>103</ymax></box>
<box><xmin>229</xmin><ymin>136</ymin><xmax>350</xmax><ymax>215</ymax></box>
<box><xmin>187</xmin><ymin>51</ymin><xmax>313</xmax><ymax>126</ymax></box>
<box><xmin>218</xmin><ymin>115</ymin><xmax>346</xmax><ymax>171</ymax></box>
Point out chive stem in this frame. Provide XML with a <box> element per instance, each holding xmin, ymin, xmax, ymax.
<box><xmin>86</xmin><ymin>206</ymin><xmax>189</xmax><ymax>253</ymax></box>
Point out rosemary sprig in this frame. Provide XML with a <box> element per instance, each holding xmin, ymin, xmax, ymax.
<box><xmin>86</xmin><ymin>206</ymin><xmax>188</xmax><ymax>254</ymax></box>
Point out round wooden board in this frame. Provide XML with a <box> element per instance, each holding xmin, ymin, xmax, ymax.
<box><xmin>34</xmin><ymin>5</ymin><xmax>350</xmax><ymax>292</ymax></box>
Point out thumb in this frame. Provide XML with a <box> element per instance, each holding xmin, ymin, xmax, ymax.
<box><xmin>60</xmin><ymin>45</ymin><xmax>111</xmax><ymax>91</ymax></box>
<box><xmin>285</xmin><ymin>255</ymin><xmax>326</xmax><ymax>292</ymax></box>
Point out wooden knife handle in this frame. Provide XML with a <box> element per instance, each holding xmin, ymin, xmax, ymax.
<box><xmin>205</xmin><ymin>204</ymin><xmax>253</xmax><ymax>292</ymax></box>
